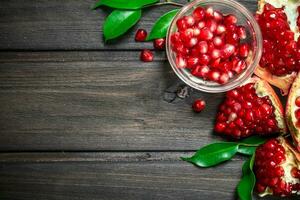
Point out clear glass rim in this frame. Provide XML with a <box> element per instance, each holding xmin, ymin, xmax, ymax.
<box><xmin>166</xmin><ymin>0</ymin><xmax>263</xmax><ymax>93</ymax></box>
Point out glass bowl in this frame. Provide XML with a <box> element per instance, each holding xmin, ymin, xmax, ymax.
<box><xmin>166</xmin><ymin>0</ymin><xmax>262</xmax><ymax>93</ymax></box>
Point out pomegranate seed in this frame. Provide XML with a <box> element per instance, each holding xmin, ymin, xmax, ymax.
<box><xmin>198</xmin><ymin>54</ymin><xmax>210</xmax><ymax>65</ymax></box>
<box><xmin>187</xmin><ymin>57</ymin><xmax>199</xmax><ymax>68</ymax></box>
<box><xmin>224</xmin><ymin>14</ymin><xmax>237</xmax><ymax>25</ymax></box>
<box><xmin>208</xmin><ymin>70</ymin><xmax>220</xmax><ymax>82</ymax></box>
<box><xmin>135</xmin><ymin>29</ymin><xmax>147</xmax><ymax>42</ymax></box>
<box><xmin>239</xmin><ymin>43</ymin><xmax>250</xmax><ymax>58</ymax></box>
<box><xmin>176</xmin><ymin>18</ymin><xmax>187</xmax><ymax>31</ymax></box>
<box><xmin>171</xmin><ymin>32</ymin><xmax>181</xmax><ymax>44</ymax></box>
<box><xmin>295</xmin><ymin>97</ymin><xmax>300</xmax><ymax>107</ymax></box>
<box><xmin>193</xmin><ymin>28</ymin><xmax>201</xmax><ymax>37</ymax></box>
<box><xmin>211</xmin><ymin>49</ymin><xmax>221</xmax><ymax>59</ymax></box>
<box><xmin>186</xmin><ymin>37</ymin><xmax>198</xmax><ymax>48</ymax></box>
<box><xmin>205</xmin><ymin>6</ymin><xmax>214</xmax><ymax>18</ymax></box>
<box><xmin>192</xmin><ymin>99</ymin><xmax>206</xmax><ymax>112</ymax></box>
<box><xmin>206</xmin><ymin>19</ymin><xmax>217</xmax><ymax>33</ymax></box>
<box><xmin>219</xmin><ymin>73</ymin><xmax>229</xmax><ymax>84</ymax></box>
<box><xmin>216</xmin><ymin>24</ymin><xmax>226</xmax><ymax>35</ymax></box>
<box><xmin>192</xmin><ymin>65</ymin><xmax>210</xmax><ymax>77</ymax></box>
<box><xmin>221</xmin><ymin>44</ymin><xmax>235</xmax><ymax>58</ymax></box>
<box><xmin>140</xmin><ymin>49</ymin><xmax>153</xmax><ymax>62</ymax></box>
<box><xmin>197</xmin><ymin>41</ymin><xmax>208</xmax><ymax>54</ymax></box>
<box><xmin>215</xmin><ymin>122</ymin><xmax>226</xmax><ymax>132</ymax></box>
<box><xmin>184</xmin><ymin>16</ymin><xmax>195</xmax><ymax>27</ymax></box>
<box><xmin>236</xmin><ymin>26</ymin><xmax>247</xmax><ymax>39</ymax></box>
<box><xmin>193</xmin><ymin>7</ymin><xmax>205</xmax><ymax>21</ymax></box>
<box><xmin>295</xmin><ymin>109</ymin><xmax>300</xmax><ymax>120</ymax></box>
<box><xmin>197</xmin><ymin>21</ymin><xmax>206</xmax><ymax>29</ymax></box>
<box><xmin>213</xmin><ymin>36</ymin><xmax>224</xmax><ymax>47</ymax></box>
<box><xmin>153</xmin><ymin>38</ymin><xmax>165</xmax><ymax>50</ymax></box>
<box><xmin>176</xmin><ymin>55</ymin><xmax>187</xmax><ymax>68</ymax></box>
<box><xmin>226</xmin><ymin>32</ymin><xmax>239</xmax><ymax>44</ymax></box>
<box><xmin>181</xmin><ymin>28</ymin><xmax>194</xmax><ymax>42</ymax></box>
<box><xmin>213</xmin><ymin>11</ymin><xmax>223</xmax><ymax>22</ymax></box>
<box><xmin>199</xmin><ymin>27</ymin><xmax>213</xmax><ymax>40</ymax></box>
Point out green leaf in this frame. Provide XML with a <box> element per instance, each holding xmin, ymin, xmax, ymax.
<box><xmin>240</xmin><ymin>136</ymin><xmax>267</xmax><ymax>146</ymax></box>
<box><xmin>237</xmin><ymin>154</ymin><xmax>256</xmax><ymax>200</ymax></box>
<box><xmin>103</xmin><ymin>9</ymin><xmax>142</xmax><ymax>41</ymax></box>
<box><xmin>93</xmin><ymin>0</ymin><xmax>159</xmax><ymax>10</ymax></box>
<box><xmin>147</xmin><ymin>9</ymin><xmax>179</xmax><ymax>41</ymax></box>
<box><xmin>237</xmin><ymin>146</ymin><xmax>256</xmax><ymax>156</ymax></box>
<box><xmin>181</xmin><ymin>142</ymin><xmax>239</xmax><ymax>167</ymax></box>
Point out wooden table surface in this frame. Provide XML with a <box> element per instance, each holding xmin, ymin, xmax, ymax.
<box><xmin>0</xmin><ymin>0</ymin><xmax>293</xmax><ymax>199</ymax></box>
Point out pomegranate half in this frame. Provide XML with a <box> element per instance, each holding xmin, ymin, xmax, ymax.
<box><xmin>286</xmin><ymin>72</ymin><xmax>300</xmax><ymax>152</ymax></box>
<box><xmin>254</xmin><ymin>0</ymin><xmax>300</xmax><ymax>95</ymax></box>
<box><xmin>254</xmin><ymin>137</ymin><xmax>300</xmax><ymax>197</ymax></box>
<box><xmin>214</xmin><ymin>76</ymin><xmax>286</xmax><ymax>139</ymax></box>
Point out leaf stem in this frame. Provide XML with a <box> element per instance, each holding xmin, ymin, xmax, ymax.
<box><xmin>143</xmin><ymin>2</ymin><xmax>184</xmax><ymax>8</ymax></box>
<box><xmin>239</xmin><ymin>143</ymin><xmax>260</xmax><ymax>147</ymax></box>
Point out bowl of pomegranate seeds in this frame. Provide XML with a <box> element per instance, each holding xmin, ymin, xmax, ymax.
<box><xmin>166</xmin><ymin>0</ymin><xmax>262</xmax><ymax>93</ymax></box>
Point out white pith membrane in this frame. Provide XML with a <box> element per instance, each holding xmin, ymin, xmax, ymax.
<box><xmin>258</xmin><ymin>0</ymin><xmax>300</xmax><ymax>40</ymax></box>
<box><xmin>252</xmin><ymin>78</ymin><xmax>286</xmax><ymax>132</ymax></box>
<box><xmin>259</xmin><ymin>138</ymin><xmax>300</xmax><ymax>197</ymax></box>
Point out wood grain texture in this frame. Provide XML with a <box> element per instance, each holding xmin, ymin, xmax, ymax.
<box><xmin>0</xmin><ymin>152</ymin><xmax>289</xmax><ymax>200</ymax></box>
<box><xmin>0</xmin><ymin>51</ymin><xmax>227</xmax><ymax>151</ymax></box>
<box><xmin>0</xmin><ymin>0</ymin><xmax>257</xmax><ymax>50</ymax></box>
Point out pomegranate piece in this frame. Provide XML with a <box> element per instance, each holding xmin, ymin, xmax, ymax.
<box><xmin>153</xmin><ymin>38</ymin><xmax>165</xmax><ymax>50</ymax></box>
<box><xmin>170</xmin><ymin>5</ymin><xmax>251</xmax><ymax>84</ymax></box>
<box><xmin>254</xmin><ymin>137</ymin><xmax>300</xmax><ymax>197</ymax></box>
<box><xmin>192</xmin><ymin>99</ymin><xmax>206</xmax><ymax>112</ymax></box>
<box><xmin>286</xmin><ymin>72</ymin><xmax>300</xmax><ymax>152</ymax></box>
<box><xmin>140</xmin><ymin>49</ymin><xmax>153</xmax><ymax>62</ymax></box>
<box><xmin>254</xmin><ymin>2</ymin><xmax>300</xmax><ymax>95</ymax></box>
<box><xmin>135</xmin><ymin>29</ymin><xmax>147</xmax><ymax>42</ymax></box>
<box><xmin>214</xmin><ymin>77</ymin><xmax>286</xmax><ymax>139</ymax></box>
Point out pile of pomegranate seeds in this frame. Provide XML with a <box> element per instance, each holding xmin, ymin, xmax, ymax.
<box><xmin>214</xmin><ymin>82</ymin><xmax>279</xmax><ymax>139</ymax></box>
<box><xmin>256</xmin><ymin>3</ymin><xmax>300</xmax><ymax>76</ymax></box>
<box><xmin>170</xmin><ymin>6</ymin><xmax>250</xmax><ymax>84</ymax></box>
<box><xmin>255</xmin><ymin>138</ymin><xmax>300</xmax><ymax>196</ymax></box>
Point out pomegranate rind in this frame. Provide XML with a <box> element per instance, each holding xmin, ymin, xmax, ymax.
<box><xmin>255</xmin><ymin>0</ymin><xmax>300</xmax><ymax>95</ymax></box>
<box><xmin>286</xmin><ymin>72</ymin><xmax>300</xmax><ymax>152</ymax></box>
<box><xmin>253</xmin><ymin>77</ymin><xmax>287</xmax><ymax>134</ymax></box>
<box><xmin>254</xmin><ymin>67</ymin><xmax>296</xmax><ymax>96</ymax></box>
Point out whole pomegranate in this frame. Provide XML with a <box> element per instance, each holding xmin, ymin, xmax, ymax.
<box><xmin>254</xmin><ymin>137</ymin><xmax>300</xmax><ymax>197</ymax></box>
<box><xmin>254</xmin><ymin>1</ymin><xmax>300</xmax><ymax>95</ymax></box>
<box><xmin>214</xmin><ymin>77</ymin><xmax>286</xmax><ymax>139</ymax></box>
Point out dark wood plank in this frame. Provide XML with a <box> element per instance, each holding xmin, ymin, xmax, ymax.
<box><xmin>0</xmin><ymin>51</ymin><xmax>227</xmax><ymax>151</ymax></box>
<box><xmin>0</xmin><ymin>0</ymin><xmax>257</xmax><ymax>50</ymax></box>
<box><xmin>0</xmin><ymin>152</ymin><xmax>289</xmax><ymax>200</ymax></box>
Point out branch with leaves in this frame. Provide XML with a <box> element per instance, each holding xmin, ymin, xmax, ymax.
<box><xmin>92</xmin><ymin>0</ymin><xmax>184</xmax><ymax>41</ymax></box>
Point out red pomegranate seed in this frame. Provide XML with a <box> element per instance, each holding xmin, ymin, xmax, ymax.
<box><xmin>219</xmin><ymin>73</ymin><xmax>230</xmax><ymax>84</ymax></box>
<box><xmin>192</xmin><ymin>99</ymin><xmax>206</xmax><ymax>112</ymax></box>
<box><xmin>153</xmin><ymin>38</ymin><xmax>165</xmax><ymax>50</ymax></box>
<box><xmin>197</xmin><ymin>21</ymin><xmax>206</xmax><ymax>29</ymax></box>
<box><xmin>181</xmin><ymin>28</ymin><xmax>194</xmax><ymax>42</ymax></box>
<box><xmin>192</xmin><ymin>65</ymin><xmax>210</xmax><ymax>77</ymax></box>
<box><xmin>176</xmin><ymin>18</ymin><xmax>187</xmax><ymax>31</ymax></box>
<box><xmin>216</xmin><ymin>24</ymin><xmax>226</xmax><ymax>35</ymax></box>
<box><xmin>199</xmin><ymin>27</ymin><xmax>213</xmax><ymax>40</ymax></box>
<box><xmin>176</xmin><ymin>55</ymin><xmax>187</xmax><ymax>68</ymax></box>
<box><xmin>205</xmin><ymin>6</ymin><xmax>214</xmax><ymax>18</ymax></box>
<box><xmin>198</xmin><ymin>41</ymin><xmax>208</xmax><ymax>54</ymax></box>
<box><xmin>210</xmin><ymin>58</ymin><xmax>221</xmax><ymax>68</ymax></box>
<box><xmin>236</xmin><ymin>26</ymin><xmax>247</xmax><ymax>39</ymax></box>
<box><xmin>184</xmin><ymin>16</ymin><xmax>195</xmax><ymax>27</ymax></box>
<box><xmin>208</xmin><ymin>70</ymin><xmax>220</xmax><ymax>82</ymax></box>
<box><xmin>295</xmin><ymin>109</ymin><xmax>300</xmax><ymax>120</ymax></box>
<box><xmin>226</xmin><ymin>32</ymin><xmax>239</xmax><ymax>44</ymax></box>
<box><xmin>140</xmin><ymin>49</ymin><xmax>153</xmax><ymax>62</ymax></box>
<box><xmin>213</xmin><ymin>11</ymin><xmax>223</xmax><ymax>22</ymax></box>
<box><xmin>193</xmin><ymin>28</ymin><xmax>201</xmax><ymax>37</ymax></box>
<box><xmin>171</xmin><ymin>32</ymin><xmax>181</xmax><ymax>44</ymax></box>
<box><xmin>215</xmin><ymin>122</ymin><xmax>226</xmax><ymax>132</ymax></box>
<box><xmin>135</xmin><ymin>29</ymin><xmax>147</xmax><ymax>42</ymax></box>
<box><xmin>206</xmin><ymin>19</ymin><xmax>217</xmax><ymax>33</ymax></box>
<box><xmin>198</xmin><ymin>54</ymin><xmax>210</xmax><ymax>65</ymax></box>
<box><xmin>193</xmin><ymin>7</ymin><xmax>205</xmax><ymax>21</ymax></box>
<box><xmin>221</xmin><ymin>44</ymin><xmax>235</xmax><ymax>58</ymax></box>
<box><xmin>224</xmin><ymin>14</ymin><xmax>237</xmax><ymax>25</ymax></box>
<box><xmin>186</xmin><ymin>37</ymin><xmax>198</xmax><ymax>48</ymax></box>
<box><xmin>295</xmin><ymin>97</ymin><xmax>300</xmax><ymax>107</ymax></box>
<box><xmin>211</xmin><ymin>49</ymin><xmax>221</xmax><ymax>59</ymax></box>
<box><xmin>239</xmin><ymin>43</ymin><xmax>250</xmax><ymax>58</ymax></box>
<box><xmin>187</xmin><ymin>57</ymin><xmax>199</xmax><ymax>68</ymax></box>
<box><xmin>213</xmin><ymin>36</ymin><xmax>224</xmax><ymax>47</ymax></box>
